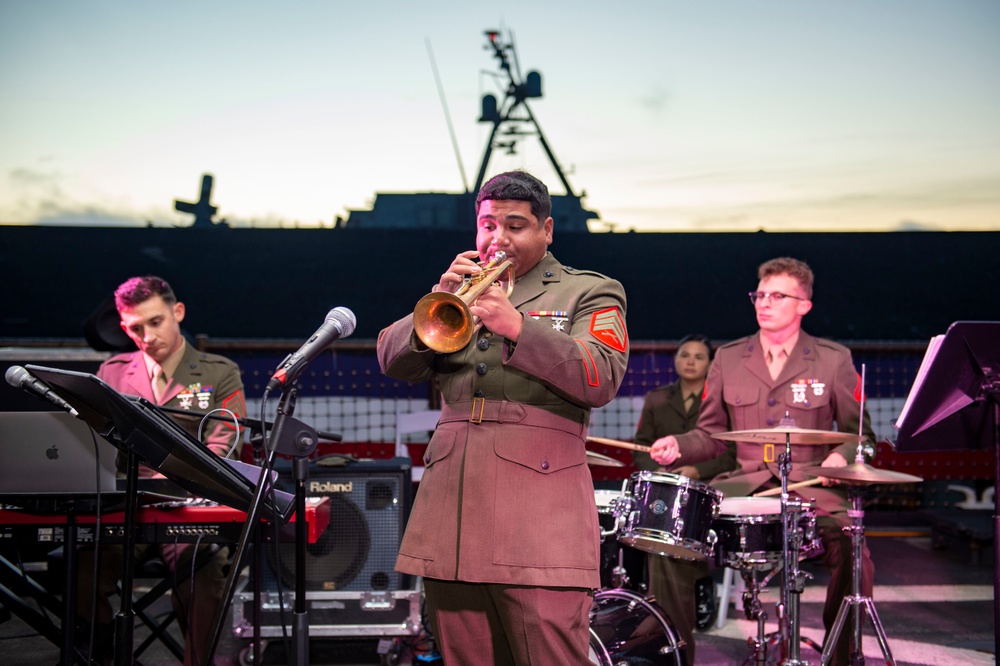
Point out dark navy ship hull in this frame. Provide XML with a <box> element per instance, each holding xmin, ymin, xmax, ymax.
<box><xmin>2</xmin><ymin>226</ymin><xmax>997</xmax><ymax>342</ymax></box>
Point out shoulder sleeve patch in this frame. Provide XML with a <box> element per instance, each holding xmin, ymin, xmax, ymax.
<box><xmin>589</xmin><ymin>307</ymin><xmax>628</xmax><ymax>353</ymax></box>
<box><xmin>221</xmin><ymin>390</ymin><xmax>247</xmax><ymax>429</ymax></box>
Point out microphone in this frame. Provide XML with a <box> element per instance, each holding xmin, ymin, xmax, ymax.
<box><xmin>267</xmin><ymin>307</ymin><xmax>357</xmax><ymax>392</ymax></box>
<box><xmin>5</xmin><ymin>365</ymin><xmax>80</xmax><ymax>417</ymax></box>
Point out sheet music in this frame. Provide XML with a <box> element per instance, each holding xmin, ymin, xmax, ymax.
<box><xmin>895</xmin><ymin>334</ymin><xmax>945</xmax><ymax>430</ymax></box>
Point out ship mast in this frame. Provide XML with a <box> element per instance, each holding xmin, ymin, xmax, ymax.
<box><xmin>474</xmin><ymin>30</ymin><xmax>577</xmax><ymax>197</ymax></box>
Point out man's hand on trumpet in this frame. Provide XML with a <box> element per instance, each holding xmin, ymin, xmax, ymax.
<box><xmin>434</xmin><ymin>250</ymin><xmax>482</xmax><ymax>293</ymax></box>
<box><xmin>470</xmin><ymin>284</ymin><xmax>523</xmax><ymax>342</ymax></box>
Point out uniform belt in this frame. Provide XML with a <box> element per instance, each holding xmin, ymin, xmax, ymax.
<box><xmin>440</xmin><ymin>400</ymin><xmax>586</xmax><ymax>437</ymax></box>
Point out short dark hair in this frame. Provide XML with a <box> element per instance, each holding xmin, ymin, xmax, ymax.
<box><xmin>758</xmin><ymin>257</ymin><xmax>814</xmax><ymax>299</ymax></box>
<box><xmin>114</xmin><ymin>276</ymin><xmax>177</xmax><ymax>311</ymax></box>
<box><xmin>475</xmin><ymin>170</ymin><xmax>552</xmax><ymax>223</ymax></box>
<box><xmin>678</xmin><ymin>333</ymin><xmax>714</xmax><ymax>360</ymax></box>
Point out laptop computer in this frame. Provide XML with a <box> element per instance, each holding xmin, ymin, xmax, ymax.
<box><xmin>0</xmin><ymin>411</ymin><xmax>119</xmax><ymax>495</ymax></box>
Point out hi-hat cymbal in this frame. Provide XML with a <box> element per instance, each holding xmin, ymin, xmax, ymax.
<box><xmin>800</xmin><ymin>463</ymin><xmax>923</xmax><ymax>485</ymax></box>
<box><xmin>586</xmin><ymin>450</ymin><xmax>625</xmax><ymax>467</ymax></box>
<box><xmin>713</xmin><ymin>426</ymin><xmax>866</xmax><ymax>445</ymax></box>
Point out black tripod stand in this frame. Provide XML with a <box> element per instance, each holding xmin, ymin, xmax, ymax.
<box><xmin>820</xmin><ymin>486</ymin><xmax>894</xmax><ymax>666</ymax></box>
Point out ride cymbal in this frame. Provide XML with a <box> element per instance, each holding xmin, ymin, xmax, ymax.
<box><xmin>713</xmin><ymin>426</ymin><xmax>866</xmax><ymax>445</ymax></box>
<box><xmin>800</xmin><ymin>463</ymin><xmax>923</xmax><ymax>485</ymax></box>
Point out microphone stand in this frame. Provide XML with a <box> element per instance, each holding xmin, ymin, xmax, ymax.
<box><xmin>113</xmin><ymin>450</ymin><xmax>141</xmax><ymax>666</ymax></box>
<box><xmin>205</xmin><ymin>386</ymin><xmax>319</xmax><ymax>666</ymax></box>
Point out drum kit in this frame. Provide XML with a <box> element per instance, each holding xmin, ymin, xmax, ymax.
<box><xmin>586</xmin><ymin>422</ymin><xmax>923</xmax><ymax>666</ymax></box>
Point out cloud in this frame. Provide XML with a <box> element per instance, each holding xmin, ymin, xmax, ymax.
<box><xmin>637</xmin><ymin>84</ymin><xmax>671</xmax><ymax>114</ymax></box>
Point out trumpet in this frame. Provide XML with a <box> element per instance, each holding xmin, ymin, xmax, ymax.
<box><xmin>413</xmin><ymin>251</ymin><xmax>516</xmax><ymax>353</ymax></box>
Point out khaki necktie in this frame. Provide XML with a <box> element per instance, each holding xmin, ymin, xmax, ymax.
<box><xmin>151</xmin><ymin>363</ymin><xmax>168</xmax><ymax>402</ymax></box>
<box><xmin>768</xmin><ymin>346</ymin><xmax>787</xmax><ymax>381</ymax></box>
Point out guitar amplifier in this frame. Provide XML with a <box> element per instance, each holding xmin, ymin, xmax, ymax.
<box><xmin>233</xmin><ymin>456</ymin><xmax>422</xmax><ymax>638</ymax></box>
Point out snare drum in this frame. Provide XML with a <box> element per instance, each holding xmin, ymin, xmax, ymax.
<box><xmin>588</xmin><ymin>589</ymin><xmax>684</xmax><ymax>666</ymax></box>
<box><xmin>712</xmin><ymin>496</ymin><xmax>821</xmax><ymax>568</ymax></box>
<box><xmin>616</xmin><ymin>471</ymin><xmax>723</xmax><ymax>561</ymax></box>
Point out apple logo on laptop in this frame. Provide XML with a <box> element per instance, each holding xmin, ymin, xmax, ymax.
<box><xmin>46</xmin><ymin>445</ymin><xmax>59</xmax><ymax>460</ymax></box>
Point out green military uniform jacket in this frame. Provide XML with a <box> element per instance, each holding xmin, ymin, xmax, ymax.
<box><xmin>378</xmin><ymin>252</ymin><xmax>629</xmax><ymax>589</ymax></box>
<box><xmin>676</xmin><ymin>330</ymin><xmax>875</xmax><ymax>513</ymax></box>
<box><xmin>633</xmin><ymin>380</ymin><xmax>713</xmax><ymax>473</ymax></box>
<box><xmin>97</xmin><ymin>341</ymin><xmax>246</xmax><ymax>472</ymax></box>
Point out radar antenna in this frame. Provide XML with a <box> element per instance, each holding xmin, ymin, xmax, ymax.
<box><xmin>474</xmin><ymin>29</ymin><xmax>576</xmax><ymax>197</ymax></box>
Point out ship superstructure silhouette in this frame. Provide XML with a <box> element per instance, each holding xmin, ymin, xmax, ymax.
<box><xmin>337</xmin><ymin>29</ymin><xmax>597</xmax><ymax>232</ymax></box>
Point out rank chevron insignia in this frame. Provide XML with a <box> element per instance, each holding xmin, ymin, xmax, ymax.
<box><xmin>589</xmin><ymin>307</ymin><xmax>628</xmax><ymax>352</ymax></box>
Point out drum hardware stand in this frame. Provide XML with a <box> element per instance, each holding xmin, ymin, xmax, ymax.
<box><xmin>738</xmin><ymin>520</ymin><xmax>812</xmax><ymax>666</ymax></box>
<box><xmin>713</xmin><ymin>414</ymin><xmax>880</xmax><ymax>666</ymax></box>
<box><xmin>820</xmin><ymin>361</ymin><xmax>896</xmax><ymax>666</ymax></box>
<box><xmin>737</xmin><ymin>566</ymin><xmax>770</xmax><ymax>666</ymax></box>
<box><xmin>776</xmin><ymin>417</ymin><xmax>810</xmax><ymax>666</ymax></box>
<box><xmin>819</xmin><ymin>486</ymin><xmax>895</xmax><ymax>665</ymax></box>
<box><xmin>610</xmin><ymin>551</ymin><xmax>632</xmax><ymax>590</ymax></box>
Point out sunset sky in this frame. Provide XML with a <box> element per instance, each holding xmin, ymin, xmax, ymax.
<box><xmin>1</xmin><ymin>0</ymin><xmax>997</xmax><ymax>232</ymax></box>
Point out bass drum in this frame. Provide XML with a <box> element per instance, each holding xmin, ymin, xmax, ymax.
<box><xmin>589</xmin><ymin>589</ymin><xmax>686</xmax><ymax>666</ymax></box>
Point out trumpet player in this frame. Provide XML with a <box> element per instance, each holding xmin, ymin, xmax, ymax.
<box><xmin>377</xmin><ymin>170</ymin><xmax>630</xmax><ymax>665</ymax></box>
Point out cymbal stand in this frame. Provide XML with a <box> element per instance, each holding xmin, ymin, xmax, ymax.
<box><xmin>821</xmin><ymin>361</ymin><xmax>896</xmax><ymax>664</ymax></box>
<box><xmin>777</xmin><ymin>427</ymin><xmax>810</xmax><ymax>665</ymax></box>
<box><xmin>819</xmin><ymin>486</ymin><xmax>895</xmax><ymax>665</ymax></box>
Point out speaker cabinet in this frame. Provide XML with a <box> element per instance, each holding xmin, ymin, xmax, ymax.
<box><xmin>264</xmin><ymin>456</ymin><xmax>413</xmax><ymax>593</ymax></box>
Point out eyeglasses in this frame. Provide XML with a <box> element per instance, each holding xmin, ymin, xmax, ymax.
<box><xmin>748</xmin><ymin>291</ymin><xmax>805</xmax><ymax>305</ymax></box>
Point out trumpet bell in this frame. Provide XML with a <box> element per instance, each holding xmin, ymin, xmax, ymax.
<box><xmin>413</xmin><ymin>291</ymin><xmax>475</xmax><ymax>354</ymax></box>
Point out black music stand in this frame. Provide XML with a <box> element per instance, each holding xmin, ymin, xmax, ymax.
<box><xmin>893</xmin><ymin>321</ymin><xmax>1000</xmax><ymax>658</ymax></box>
<box><xmin>24</xmin><ymin>365</ymin><xmax>295</xmax><ymax>666</ymax></box>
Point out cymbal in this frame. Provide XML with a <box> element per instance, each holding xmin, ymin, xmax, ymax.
<box><xmin>713</xmin><ymin>426</ymin><xmax>866</xmax><ymax>445</ymax></box>
<box><xmin>800</xmin><ymin>463</ymin><xmax>923</xmax><ymax>485</ymax></box>
<box><xmin>586</xmin><ymin>450</ymin><xmax>625</xmax><ymax>467</ymax></box>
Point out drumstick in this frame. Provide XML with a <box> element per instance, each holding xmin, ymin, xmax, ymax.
<box><xmin>754</xmin><ymin>478</ymin><xmax>823</xmax><ymax>497</ymax></box>
<box><xmin>586</xmin><ymin>435</ymin><xmax>649</xmax><ymax>453</ymax></box>
<box><xmin>585</xmin><ymin>435</ymin><xmax>681</xmax><ymax>460</ymax></box>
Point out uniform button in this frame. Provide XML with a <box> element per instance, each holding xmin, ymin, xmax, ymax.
<box><xmin>544</xmin><ymin>271</ymin><xmax>554</xmax><ymax>278</ymax></box>
<box><xmin>476</xmin><ymin>363</ymin><xmax>488</xmax><ymax>376</ymax></box>
<box><xmin>735</xmin><ymin>397</ymin><xmax>741</xmax><ymax>405</ymax></box>
<box><xmin>767</xmin><ymin>397</ymin><xmax>776</xmax><ymax>407</ymax></box>
<box><xmin>541</xmin><ymin>461</ymin><xmax>550</xmax><ymax>470</ymax></box>
<box><xmin>424</xmin><ymin>454</ymin><xmax>431</xmax><ymax>464</ymax></box>
<box><xmin>804</xmin><ymin>347</ymin><xmax>811</xmax><ymax>354</ymax></box>
<box><xmin>766</xmin><ymin>417</ymin><xmax>776</xmax><ymax>426</ymax></box>
<box><xmin>477</xmin><ymin>338</ymin><xmax>490</xmax><ymax>351</ymax></box>
<box><xmin>474</xmin><ymin>389</ymin><xmax>485</xmax><ymax>398</ymax></box>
